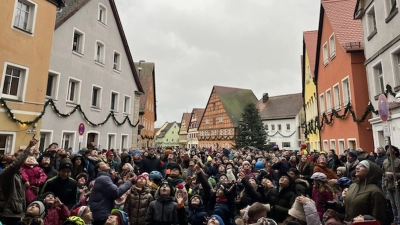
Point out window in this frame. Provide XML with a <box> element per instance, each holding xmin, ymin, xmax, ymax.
<box><xmin>219</xmin><ymin>117</ymin><xmax>223</xmax><ymax>123</ymax></box>
<box><xmin>206</xmin><ymin>119</ymin><xmax>209</xmax><ymax>125</ymax></box>
<box><xmin>338</xmin><ymin>140</ymin><xmax>345</xmax><ymax>153</ymax></box>
<box><xmin>46</xmin><ymin>71</ymin><xmax>59</xmax><ymax>99</ymax></box>
<box><xmin>265</xmin><ymin>124</ymin><xmax>268</xmax><ymax>131</ymax></box>
<box><xmin>282</xmin><ymin>142</ymin><xmax>291</xmax><ymax>148</ymax></box>
<box><xmin>393</xmin><ymin>51</ymin><xmax>400</xmax><ymax>86</ymax></box>
<box><xmin>348</xmin><ymin>139</ymin><xmax>357</xmax><ymax>150</ymax></box>
<box><xmin>286</xmin><ymin>124</ymin><xmax>290</xmax><ymax>130</ymax></box>
<box><xmin>123</xmin><ymin>95</ymin><xmax>130</xmax><ymax>114</ymax></box>
<box><xmin>72</xmin><ymin>29</ymin><xmax>85</xmax><ymax>54</ymax></box>
<box><xmin>278</xmin><ymin>124</ymin><xmax>281</xmax><ymax>131</ymax></box>
<box><xmin>0</xmin><ymin>133</ymin><xmax>14</xmax><ymax>155</ymax></box>
<box><xmin>67</xmin><ymin>78</ymin><xmax>80</xmax><ymax>104</ymax></box>
<box><xmin>319</xmin><ymin>93</ymin><xmax>325</xmax><ymax>114</ymax></box>
<box><xmin>333</xmin><ymin>84</ymin><xmax>340</xmax><ymax>109</ymax></box>
<box><xmin>172</xmin><ymin>131</ymin><xmax>174</xmax><ymax>134</ymax></box>
<box><xmin>113</xmin><ymin>51</ymin><xmax>121</xmax><ymax>71</ymax></box>
<box><xmin>107</xmin><ymin>134</ymin><xmax>116</xmax><ymax>149</ymax></box>
<box><xmin>323</xmin><ymin>140</ymin><xmax>328</xmax><ymax>151</ymax></box>
<box><xmin>121</xmin><ymin>134</ymin><xmax>128</xmax><ymax>150</ymax></box>
<box><xmin>330</xmin><ymin>140</ymin><xmax>336</xmax><ymax>150</ymax></box>
<box><xmin>341</xmin><ymin>77</ymin><xmax>351</xmax><ymax>106</ymax></box>
<box><xmin>98</xmin><ymin>4</ymin><xmax>107</xmax><ymax>25</ymax></box>
<box><xmin>329</xmin><ymin>34</ymin><xmax>336</xmax><ymax>58</ymax></box>
<box><xmin>91</xmin><ymin>86</ymin><xmax>102</xmax><ymax>108</ymax></box>
<box><xmin>110</xmin><ymin>92</ymin><xmax>119</xmax><ymax>111</ymax></box>
<box><xmin>367</xmin><ymin>6</ymin><xmax>377</xmax><ymax>39</ymax></box>
<box><xmin>326</xmin><ymin>89</ymin><xmax>332</xmax><ymax>112</ymax></box>
<box><xmin>374</xmin><ymin>63</ymin><xmax>385</xmax><ymax>95</ymax></box>
<box><xmin>95</xmin><ymin>41</ymin><xmax>105</xmax><ymax>64</ymax></box>
<box><xmin>13</xmin><ymin>0</ymin><xmax>37</xmax><ymax>33</ymax></box>
<box><xmin>323</xmin><ymin>42</ymin><xmax>329</xmax><ymax>66</ymax></box>
<box><xmin>385</xmin><ymin>0</ymin><xmax>398</xmax><ymax>19</ymax></box>
<box><xmin>62</xmin><ymin>132</ymin><xmax>75</xmax><ymax>149</ymax></box>
<box><xmin>271</xmin><ymin>124</ymin><xmax>275</xmax><ymax>131</ymax></box>
<box><xmin>2</xmin><ymin>63</ymin><xmax>28</xmax><ymax>101</ymax></box>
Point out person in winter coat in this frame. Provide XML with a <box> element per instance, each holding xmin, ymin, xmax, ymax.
<box><xmin>287</xmin><ymin>168</ymin><xmax>310</xmax><ymax>197</ymax></box>
<box><xmin>283</xmin><ymin>196</ymin><xmax>320</xmax><ymax>225</ymax></box>
<box><xmin>22</xmin><ymin>156</ymin><xmax>47</xmax><ymax>204</ymax></box>
<box><xmin>375</xmin><ymin>147</ymin><xmax>387</xmax><ymax>168</ymax></box>
<box><xmin>297</xmin><ymin>154</ymin><xmax>314</xmax><ymax>184</ymax></box>
<box><xmin>327</xmin><ymin>160</ymin><xmax>386</xmax><ymax>222</ymax></box>
<box><xmin>124</xmin><ymin>174</ymin><xmax>153</xmax><ymax>225</ymax></box>
<box><xmin>141</xmin><ymin>148</ymin><xmax>163</xmax><ymax>174</ymax></box>
<box><xmin>70</xmin><ymin>206</ymin><xmax>93</xmax><ymax>225</ymax></box>
<box><xmin>264</xmin><ymin>173</ymin><xmax>296</xmax><ymax>223</ymax></box>
<box><xmin>381</xmin><ymin>148</ymin><xmax>400</xmax><ymax>224</ymax></box>
<box><xmin>145</xmin><ymin>180</ymin><xmax>185</xmax><ymax>225</ymax></box>
<box><xmin>117</xmin><ymin>152</ymin><xmax>132</xmax><ymax>173</ymax></box>
<box><xmin>41</xmin><ymin>192</ymin><xmax>70</xmax><ymax>225</ymax></box>
<box><xmin>16</xmin><ymin>200</ymin><xmax>46</xmax><ymax>225</ymax></box>
<box><xmin>313</xmin><ymin>154</ymin><xmax>338</xmax><ymax>180</ymax></box>
<box><xmin>235</xmin><ymin>176</ymin><xmax>263</xmax><ymax>213</ymax></box>
<box><xmin>0</xmin><ymin>137</ymin><xmax>38</xmax><ymax>224</ymax></box>
<box><xmin>344</xmin><ymin>151</ymin><xmax>359</xmax><ymax>179</ymax></box>
<box><xmin>310</xmin><ymin>172</ymin><xmax>334</xmax><ymax>219</ymax></box>
<box><xmin>89</xmin><ymin>161</ymin><xmax>135</xmax><ymax>225</ymax></box>
<box><xmin>166</xmin><ymin>162</ymin><xmax>186</xmax><ymax>187</ymax></box>
<box><xmin>86</xmin><ymin>150</ymin><xmax>100</xmax><ymax>183</ymax></box>
<box><xmin>187</xmin><ymin>194</ymin><xmax>208</xmax><ymax>225</ymax></box>
<box><xmin>71</xmin><ymin>154</ymin><xmax>86</xmax><ymax>179</ymax></box>
<box><xmin>40</xmin><ymin>161</ymin><xmax>78</xmax><ymax>209</ymax></box>
<box><xmin>212</xmin><ymin>182</ymin><xmax>236</xmax><ymax>225</ymax></box>
<box><xmin>38</xmin><ymin>152</ymin><xmax>58</xmax><ymax>181</ymax></box>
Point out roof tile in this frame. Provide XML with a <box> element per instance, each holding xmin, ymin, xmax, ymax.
<box><xmin>258</xmin><ymin>93</ymin><xmax>303</xmax><ymax>120</ymax></box>
<box><xmin>303</xmin><ymin>30</ymin><xmax>318</xmax><ymax>74</ymax></box>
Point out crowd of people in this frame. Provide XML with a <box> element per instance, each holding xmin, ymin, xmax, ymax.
<box><xmin>0</xmin><ymin>136</ymin><xmax>398</xmax><ymax>225</ymax></box>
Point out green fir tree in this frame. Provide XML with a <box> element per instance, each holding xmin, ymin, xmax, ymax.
<box><xmin>234</xmin><ymin>102</ymin><xmax>267</xmax><ymax>149</ymax></box>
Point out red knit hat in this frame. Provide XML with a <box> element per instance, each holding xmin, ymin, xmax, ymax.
<box><xmin>71</xmin><ymin>206</ymin><xmax>87</xmax><ymax>217</ymax></box>
<box><xmin>136</xmin><ymin>174</ymin><xmax>147</xmax><ymax>184</ymax></box>
<box><xmin>106</xmin><ymin>150</ymin><xmax>114</xmax><ymax>156</ymax></box>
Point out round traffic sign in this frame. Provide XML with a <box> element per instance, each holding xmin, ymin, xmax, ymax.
<box><xmin>378</xmin><ymin>94</ymin><xmax>389</xmax><ymax>122</ymax></box>
<box><xmin>78</xmin><ymin>123</ymin><xmax>85</xmax><ymax>135</ymax></box>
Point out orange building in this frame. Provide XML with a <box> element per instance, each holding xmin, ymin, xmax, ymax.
<box><xmin>178</xmin><ymin>112</ymin><xmax>191</xmax><ymax>148</ymax></box>
<box><xmin>135</xmin><ymin>61</ymin><xmax>157</xmax><ymax>149</ymax></box>
<box><xmin>198</xmin><ymin>86</ymin><xmax>257</xmax><ymax>149</ymax></box>
<box><xmin>315</xmin><ymin>0</ymin><xmax>373</xmax><ymax>154</ymax></box>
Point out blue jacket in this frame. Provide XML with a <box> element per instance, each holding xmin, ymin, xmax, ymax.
<box><xmin>89</xmin><ymin>172</ymin><xmax>132</xmax><ymax>221</ymax></box>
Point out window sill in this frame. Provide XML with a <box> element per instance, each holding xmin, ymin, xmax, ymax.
<box><xmin>113</xmin><ymin>69</ymin><xmax>121</xmax><ymax>74</ymax></box>
<box><xmin>0</xmin><ymin>96</ymin><xmax>22</xmax><ymax>102</ymax></box>
<box><xmin>323</xmin><ymin>60</ymin><xmax>329</xmax><ymax>67</ymax></box>
<box><xmin>385</xmin><ymin>8</ymin><xmax>398</xmax><ymax>23</ymax></box>
<box><xmin>330</xmin><ymin>53</ymin><xmax>336</xmax><ymax>60</ymax></box>
<box><xmin>394</xmin><ymin>85</ymin><xmax>400</xmax><ymax>92</ymax></box>
<box><xmin>123</xmin><ymin>112</ymin><xmax>130</xmax><ymax>116</ymax></box>
<box><xmin>72</xmin><ymin>51</ymin><xmax>84</xmax><ymax>58</ymax></box>
<box><xmin>13</xmin><ymin>26</ymin><xmax>33</xmax><ymax>36</ymax></box>
<box><xmin>45</xmin><ymin>96</ymin><xmax>57</xmax><ymax>101</ymax></box>
<box><xmin>110</xmin><ymin>110</ymin><xmax>118</xmax><ymax>114</ymax></box>
<box><xmin>91</xmin><ymin>107</ymin><xmax>101</xmax><ymax>112</ymax></box>
<box><xmin>95</xmin><ymin>60</ymin><xmax>105</xmax><ymax>67</ymax></box>
<box><xmin>66</xmin><ymin>102</ymin><xmax>78</xmax><ymax>107</ymax></box>
<box><xmin>98</xmin><ymin>20</ymin><xmax>107</xmax><ymax>27</ymax></box>
<box><xmin>367</xmin><ymin>29</ymin><xmax>377</xmax><ymax>41</ymax></box>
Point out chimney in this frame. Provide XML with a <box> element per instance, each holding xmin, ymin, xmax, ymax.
<box><xmin>262</xmin><ymin>93</ymin><xmax>269</xmax><ymax>103</ymax></box>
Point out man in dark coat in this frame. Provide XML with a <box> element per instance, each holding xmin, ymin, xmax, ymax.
<box><xmin>142</xmin><ymin>148</ymin><xmax>163</xmax><ymax>174</ymax></box>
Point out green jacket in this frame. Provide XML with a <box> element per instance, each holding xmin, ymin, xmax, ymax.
<box><xmin>344</xmin><ymin>160</ymin><xmax>386</xmax><ymax>222</ymax></box>
<box><xmin>382</xmin><ymin>157</ymin><xmax>400</xmax><ymax>190</ymax></box>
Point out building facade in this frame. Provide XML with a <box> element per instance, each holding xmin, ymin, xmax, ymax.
<box><xmin>40</xmin><ymin>0</ymin><xmax>144</xmax><ymax>152</ymax></box>
<box><xmin>178</xmin><ymin>112</ymin><xmax>191</xmax><ymax>148</ymax></box>
<box><xmin>355</xmin><ymin>0</ymin><xmax>400</xmax><ymax>148</ymax></box>
<box><xmin>259</xmin><ymin>93</ymin><xmax>303</xmax><ymax>151</ymax></box>
<box><xmin>0</xmin><ymin>0</ymin><xmax>65</xmax><ymax>154</ymax></box>
<box><xmin>198</xmin><ymin>86</ymin><xmax>257</xmax><ymax>149</ymax></box>
<box><xmin>154</xmin><ymin>122</ymin><xmax>180</xmax><ymax>148</ymax></box>
<box><xmin>315</xmin><ymin>0</ymin><xmax>373</xmax><ymax>154</ymax></box>
<box><xmin>302</xmin><ymin>30</ymin><xmax>321</xmax><ymax>151</ymax></box>
<box><xmin>187</xmin><ymin>108</ymin><xmax>204</xmax><ymax>149</ymax></box>
<box><xmin>136</xmin><ymin>61</ymin><xmax>157</xmax><ymax>149</ymax></box>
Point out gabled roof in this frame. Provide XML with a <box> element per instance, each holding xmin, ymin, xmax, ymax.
<box><xmin>258</xmin><ymin>93</ymin><xmax>303</xmax><ymax>120</ymax></box>
<box><xmin>55</xmin><ymin>0</ymin><xmax>144</xmax><ymax>93</ymax></box>
<box><xmin>193</xmin><ymin>108</ymin><xmax>205</xmax><ymax>122</ymax></box>
<box><xmin>48</xmin><ymin>0</ymin><xmax>66</xmax><ymax>7</ymax></box>
<box><xmin>315</xmin><ymin>0</ymin><xmax>363</xmax><ymax>82</ymax></box>
<box><xmin>157</xmin><ymin>122</ymin><xmax>175</xmax><ymax>138</ymax></box>
<box><xmin>135</xmin><ymin>62</ymin><xmax>157</xmax><ymax>121</ymax></box>
<box><xmin>303</xmin><ymin>30</ymin><xmax>318</xmax><ymax>75</ymax></box>
<box><xmin>179</xmin><ymin>113</ymin><xmax>191</xmax><ymax>133</ymax></box>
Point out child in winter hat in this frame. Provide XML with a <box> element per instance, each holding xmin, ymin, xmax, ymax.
<box><xmin>18</xmin><ymin>200</ymin><xmax>46</xmax><ymax>225</ymax></box>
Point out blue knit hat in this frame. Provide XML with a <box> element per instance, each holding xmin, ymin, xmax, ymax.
<box><xmin>255</xmin><ymin>161</ymin><xmax>264</xmax><ymax>171</ymax></box>
<box><xmin>211</xmin><ymin>214</ymin><xmax>224</xmax><ymax>225</ymax></box>
<box><xmin>134</xmin><ymin>150</ymin><xmax>141</xmax><ymax>155</ymax></box>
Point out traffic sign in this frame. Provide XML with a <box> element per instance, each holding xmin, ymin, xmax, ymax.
<box><xmin>78</xmin><ymin>123</ymin><xmax>85</xmax><ymax>135</ymax></box>
<box><xmin>378</xmin><ymin>94</ymin><xmax>389</xmax><ymax>122</ymax></box>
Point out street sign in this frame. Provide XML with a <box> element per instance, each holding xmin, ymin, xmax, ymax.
<box><xmin>78</xmin><ymin>123</ymin><xmax>85</xmax><ymax>135</ymax></box>
<box><xmin>378</xmin><ymin>94</ymin><xmax>389</xmax><ymax>122</ymax></box>
<box><xmin>383</xmin><ymin>123</ymin><xmax>391</xmax><ymax>137</ymax></box>
<box><xmin>78</xmin><ymin>136</ymin><xmax>84</xmax><ymax>143</ymax></box>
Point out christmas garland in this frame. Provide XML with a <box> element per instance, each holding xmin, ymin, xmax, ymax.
<box><xmin>141</xmin><ymin>135</ymin><xmax>154</xmax><ymax>140</ymax></box>
<box><xmin>267</xmin><ymin>130</ymin><xmax>297</xmax><ymax>138</ymax></box>
<box><xmin>0</xmin><ymin>98</ymin><xmax>140</xmax><ymax>127</ymax></box>
<box><xmin>198</xmin><ymin>135</ymin><xmax>233</xmax><ymax>141</ymax></box>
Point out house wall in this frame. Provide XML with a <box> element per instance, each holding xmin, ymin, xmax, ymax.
<box><xmin>140</xmin><ymin>76</ymin><xmax>156</xmax><ymax>148</ymax></box>
<box><xmin>317</xmin><ymin>11</ymin><xmax>373</xmax><ymax>153</ymax></box>
<box><xmin>179</xmin><ymin>114</ymin><xmax>188</xmax><ymax>148</ymax></box>
<box><xmin>40</xmin><ymin>0</ymin><xmax>139</xmax><ymax>151</ymax></box>
<box><xmin>160</xmin><ymin>123</ymin><xmax>180</xmax><ymax>147</ymax></box>
<box><xmin>263</xmin><ymin>118</ymin><xmax>299</xmax><ymax>151</ymax></box>
<box><xmin>0</xmin><ymin>0</ymin><xmax>59</xmax><ymax>153</ymax></box>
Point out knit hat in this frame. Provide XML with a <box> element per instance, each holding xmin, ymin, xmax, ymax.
<box><xmin>40</xmin><ymin>192</ymin><xmax>55</xmax><ymax>201</ymax></box>
<box><xmin>207</xmin><ymin>156</ymin><xmax>213</xmax><ymax>162</ymax></box>
<box><xmin>175</xmin><ymin>183</ymin><xmax>188</xmax><ymax>205</ymax></box>
<box><xmin>255</xmin><ymin>161</ymin><xmax>264</xmax><ymax>171</ymax></box>
<box><xmin>348</xmin><ymin>150</ymin><xmax>358</xmax><ymax>159</ymax></box>
<box><xmin>136</xmin><ymin>174</ymin><xmax>147</xmax><ymax>184</ymax></box>
<box><xmin>106</xmin><ymin>150</ymin><xmax>114</xmax><ymax>156</ymax></box>
<box><xmin>110</xmin><ymin>209</ymin><xmax>129</xmax><ymax>225</ymax></box>
<box><xmin>27</xmin><ymin>200</ymin><xmax>46</xmax><ymax>218</ymax></box>
<box><xmin>165</xmin><ymin>149</ymin><xmax>172</xmax><ymax>155</ymax></box>
<box><xmin>242</xmin><ymin>161</ymin><xmax>251</xmax><ymax>166</ymax></box>
<box><xmin>211</xmin><ymin>214</ymin><xmax>224</xmax><ymax>225</ymax></box>
<box><xmin>288</xmin><ymin>200</ymin><xmax>312</xmax><ymax>222</ymax></box>
<box><xmin>358</xmin><ymin>160</ymin><xmax>370</xmax><ymax>171</ymax></box>
<box><xmin>76</xmin><ymin>173</ymin><xmax>88</xmax><ymax>182</ymax></box>
<box><xmin>134</xmin><ymin>150</ymin><xmax>141</xmax><ymax>155</ymax></box>
<box><xmin>159</xmin><ymin>180</ymin><xmax>175</xmax><ymax>197</ymax></box>
<box><xmin>59</xmin><ymin>161</ymin><xmax>73</xmax><ymax>171</ymax></box>
<box><xmin>189</xmin><ymin>194</ymin><xmax>203</xmax><ymax>207</ymax></box>
<box><xmin>71</xmin><ymin>206</ymin><xmax>87</xmax><ymax>217</ymax></box>
<box><xmin>168</xmin><ymin>162</ymin><xmax>181</xmax><ymax>172</ymax></box>
<box><xmin>222</xmin><ymin>148</ymin><xmax>230</xmax><ymax>157</ymax></box>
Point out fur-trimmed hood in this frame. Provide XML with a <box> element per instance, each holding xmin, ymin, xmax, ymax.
<box><xmin>295</xmin><ymin>178</ymin><xmax>310</xmax><ymax>188</ymax></box>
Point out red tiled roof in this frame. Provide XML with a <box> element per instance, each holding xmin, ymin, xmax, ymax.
<box><xmin>322</xmin><ymin>0</ymin><xmax>363</xmax><ymax>50</ymax></box>
<box><xmin>134</xmin><ymin>62</ymin><xmax>155</xmax><ymax>113</ymax></box>
<box><xmin>303</xmin><ymin>30</ymin><xmax>318</xmax><ymax>74</ymax></box>
<box><xmin>193</xmin><ymin>108</ymin><xmax>205</xmax><ymax>124</ymax></box>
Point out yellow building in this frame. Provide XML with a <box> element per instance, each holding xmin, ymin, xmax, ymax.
<box><xmin>0</xmin><ymin>0</ymin><xmax>65</xmax><ymax>153</ymax></box>
<box><xmin>302</xmin><ymin>30</ymin><xmax>320</xmax><ymax>151</ymax></box>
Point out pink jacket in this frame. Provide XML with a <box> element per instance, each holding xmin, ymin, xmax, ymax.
<box><xmin>21</xmin><ymin>163</ymin><xmax>47</xmax><ymax>185</ymax></box>
<box><xmin>312</xmin><ymin>186</ymin><xmax>333</xmax><ymax>219</ymax></box>
<box><xmin>44</xmin><ymin>204</ymin><xmax>70</xmax><ymax>225</ymax></box>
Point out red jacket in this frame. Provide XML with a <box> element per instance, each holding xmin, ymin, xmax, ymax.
<box><xmin>44</xmin><ymin>204</ymin><xmax>70</xmax><ymax>225</ymax></box>
<box><xmin>21</xmin><ymin>163</ymin><xmax>47</xmax><ymax>185</ymax></box>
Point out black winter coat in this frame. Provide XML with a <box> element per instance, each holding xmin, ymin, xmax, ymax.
<box><xmin>41</xmin><ymin>176</ymin><xmax>78</xmax><ymax>209</ymax></box>
<box><xmin>142</xmin><ymin>156</ymin><xmax>162</xmax><ymax>174</ymax></box>
<box><xmin>265</xmin><ymin>186</ymin><xmax>296</xmax><ymax>223</ymax></box>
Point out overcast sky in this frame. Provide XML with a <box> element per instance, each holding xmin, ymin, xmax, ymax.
<box><xmin>115</xmin><ymin>1</ymin><xmax>321</xmax><ymax>127</ymax></box>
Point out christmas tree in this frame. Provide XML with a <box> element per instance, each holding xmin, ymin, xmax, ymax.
<box><xmin>234</xmin><ymin>102</ymin><xmax>267</xmax><ymax>149</ymax></box>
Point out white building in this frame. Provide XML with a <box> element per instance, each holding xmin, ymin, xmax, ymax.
<box><xmin>258</xmin><ymin>93</ymin><xmax>304</xmax><ymax>151</ymax></box>
<box><xmin>40</xmin><ymin>0</ymin><xmax>144</xmax><ymax>151</ymax></box>
<box><xmin>355</xmin><ymin>0</ymin><xmax>400</xmax><ymax>148</ymax></box>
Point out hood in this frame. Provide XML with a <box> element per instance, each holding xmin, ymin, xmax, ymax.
<box><xmin>121</xmin><ymin>153</ymin><xmax>131</xmax><ymax>163</ymax></box>
<box><xmin>363</xmin><ymin>160</ymin><xmax>382</xmax><ymax>184</ymax></box>
<box><xmin>295</xmin><ymin>178</ymin><xmax>310</xmax><ymax>188</ymax></box>
<box><xmin>189</xmin><ymin>194</ymin><xmax>203</xmax><ymax>208</ymax></box>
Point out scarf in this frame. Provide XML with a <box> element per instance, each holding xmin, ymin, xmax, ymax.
<box><xmin>216</xmin><ymin>198</ymin><xmax>228</xmax><ymax>204</ymax></box>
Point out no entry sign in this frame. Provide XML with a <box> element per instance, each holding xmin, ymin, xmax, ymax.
<box><xmin>378</xmin><ymin>94</ymin><xmax>389</xmax><ymax>122</ymax></box>
<box><xmin>78</xmin><ymin>123</ymin><xmax>85</xmax><ymax>135</ymax></box>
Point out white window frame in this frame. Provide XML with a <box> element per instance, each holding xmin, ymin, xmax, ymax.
<box><xmin>66</xmin><ymin>77</ymin><xmax>81</xmax><ymax>105</ymax></box>
<box><xmin>46</xmin><ymin>70</ymin><xmax>60</xmax><ymax>100</ymax></box>
<box><xmin>98</xmin><ymin>3</ymin><xmax>108</xmax><ymax>26</ymax></box>
<box><xmin>372</xmin><ymin>62</ymin><xmax>385</xmax><ymax>95</ymax></box>
<box><xmin>278</xmin><ymin>124</ymin><xmax>282</xmax><ymax>131</ymax></box>
<box><xmin>94</xmin><ymin>40</ymin><xmax>106</xmax><ymax>65</ymax></box>
<box><xmin>120</xmin><ymin>134</ymin><xmax>129</xmax><ymax>150</ymax></box>
<box><xmin>319</xmin><ymin>93</ymin><xmax>325</xmax><ymax>114</ymax></box>
<box><xmin>366</xmin><ymin>6</ymin><xmax>377</xmax><ymax>36</ymax></box>
<box><xmin>338</xmin><ymin>139</ymin><xmax>345</xmax><ymax>154</ymax></box>
<box><xmin>107</xmin><ymin>133</ymin><xmax>116</xmax><ymax>150</ymax></box>
<box><xmin>113</xmin><ymin>51</ymin><xmax>121</xmax><ymax>72</ymax></box>
<box><xmin>0</xmin><ymin>132</ymin><xmax>16</xmax><ymax>155</ymax></box>
<box><xmin>384</xmin><ymin>0</ymin><xmax>398</xmax><ymax>18</ymax></box>
<box><xmin>390</xmin><ymin>47</ymin><xmax>400</xmax><ymax>87</ymax></box>
<box><xmin>330</xmin><ymin>139</ymin><xmax>336</xmax><ymax>151</ymax></box>
<box><xmin>271</xmin><ymin>124</ymin><xmax>275</xmax><ymax>131</ymax></box>
<box><xmin>110</xmin><ymin>91</ymin><xmax>119</xmax><ymax>112</ymax></box>
<box><xmin>91</xmin><ymin>85</ymin><xmax>102</xmax><ymax>109</ymax></box>
<box><xmin>341</xmin><ymin>76</ymin><xmax>351</xmax><ymax>107</ymax></box>
<box><xmin>347</xmin><ymin>138</ymin><xmax>357</xmax><ymax>150</ymax></box>
<box><xmin>286</xmin><ymin>124</ymin><xmax>290</xmax><ymax>131</ymax></box>
<box><xmin>1</xmin><ymin>62</ymin><xmax>29</xmax><ymax>101</ymax></box>
<box><xmin>326</xmin><ymin>89</ymin><xmax>332</xmax><ymax>113</ymax></box>
<box><xmin>206</xmin><ymin>119</ymin><xmax>209</xmax><ymax>125</ymax></box>
<box><xmin>72</xmin><ymin>28</ymin><xmax>85</xmax><ymax>55</ymax></box>
<box><xmin>282</xmin><ymin>142</ymin><xmax>291</xmax><ymax>148</ymax></box>
<box><xmin>12</xmin><ymin>0</ymin><xmax>37</xmax><ymax>35</ymax></box>
<box><xmin>323</xmin><ymin>140</ymin><xmax>328</xmax><ymax>151</ymax></box>
<box><xmin>329</xmin><ymin>33</ymin><xmax>336</xmax><ymax>58</ymax></box>
<box><xmin>61</xmin><ymin>131</ymin><xmax>76</xmax><ymax>150</ymax></box>
<box><xmin>333</xmin><ymin>84</ymin><xmax>341</xmax><ymax>110</ymax></box>
<box><xmin>219</xmin><ymin>116</ymin><xmax>223</xmax><ymax>123</ymax></box>
<box><xmin>123</xmin><ymin>95</ymin><xmax>131</xmax><ymax>114</ymax></box>
<box><xmin>323</xmin><ymin>42</ymin><xmax>329</xmax><ymax>66</ymax></box>
<box><xmin>38</xmin><ymin>130</ymin><xmax>53</xmax><ymax>152</ymax></box>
